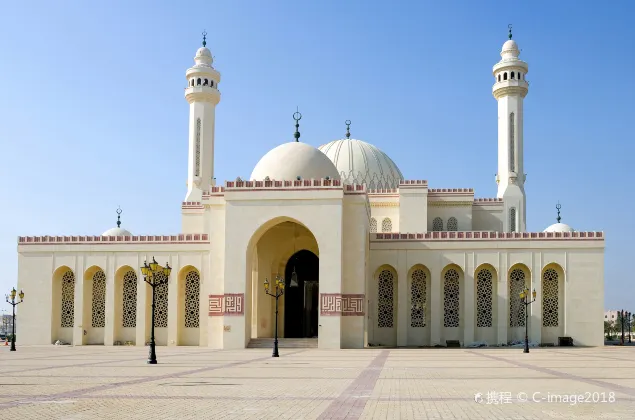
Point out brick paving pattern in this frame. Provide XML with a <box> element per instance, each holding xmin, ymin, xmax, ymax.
<box><xmin>1</xmin><ymin>345</ymin><xmax>635</xmax><ymax>419</ymax></box>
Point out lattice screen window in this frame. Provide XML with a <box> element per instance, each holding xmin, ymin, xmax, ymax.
<box><xmin>185</xmin><ymin>271</ymin><xmax>200</xmax><ymax>328</ymax></box>
<box><xmin>381</xmin><ymin>218</ymin><xmax>392</xmax><ymax>233</ymax></box>
<box><xmin>443</xmin><ymin>269</ymin><xmax>460</xmax><ymax>327</ymax></box>
<box><xmin>122</xmin><ymin>270</ymin><xmax>138</xmax><ymax>328</ymax></box>
<box><xmin>155</xmin><ymin>273</ymin><xmax>169</xmax><ymax>328</ymax></box>
<box><xmin>91</xmin><ymin>270</ymin><xmax>106</xmax><ymax>328</ymax></box>
<box><xmin>410</xmin><ymin>269</ymin><xmax>426</xmax><ymax>327</ymax></box>
<box><xmin>377</xmin><ymin>269</ymin><xmax>395</xmax><ymax>328</ymax></box>
<box><xmin>509</xmin><ymin>268</ymin><xmax>526</xmax><ymax>327</ymax></box>
<box><xmin>432</xmin><ymin>217</ymin><xmax>443</xmax><ymax>232</ymax></box>
<box><xmin>370</xmin><ymin>218</ymin><xmax>377</xmax><ymax>233</ymax></box>
<box><xmin>447</xmin><ymin>217</ymin><xmax>458</xmax><ymax>231</ymax></box>
<box><xmin>195</xmin><ymin>118</ymin><xmax>201</xmax><ymax>176</ymax></box>
<box><xmin>476</xmin><ymin>269</ymin><xmax>493</xmax><ymax>327</ymax></box>
<box><xmin>542</xmin><ymin>268</ymin><xmax>559</xmax><ymax>327</ymax></box>
<box><xmin>510</xmin><ymin>208</ymin><xmax>517</xmax><ymax>233</ymax></box>
<box><xmin>509</xmin><ymin>112</ymin><xmax>515</xmax><ymax>172</ymax></box>
<box><xmin>61</xmin><ymin>271</ymin><xmax>75</xmax><ymax>328</ymax></box>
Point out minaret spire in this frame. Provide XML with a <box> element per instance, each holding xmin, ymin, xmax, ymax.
<box><xmin>293</xmin><ymin>108</ymin><xmax>302</xmax><ymax>142</ymax></box>
<box><xmin>345</xmin><ymin>120</ymin><xmax>351</xmax><ymax>139</ymax></box>
<box><xmin>116</xmin><ymin>206</ymin><xmax>122</xmax><ymax>228</ymax></box>
<box><xmin>556</xmin><ymin>202</ymin><xmax>562</xmax><ymax>223</ymax></box>
<box><xmin>508</xmin><ymin>24</ymin><xmax>513</xmax><ymax>40</ymax></box>
<box><xmin>202</xmin><ymin>30</ymin><xmax>207</xmax><ymax>47</ymax></box>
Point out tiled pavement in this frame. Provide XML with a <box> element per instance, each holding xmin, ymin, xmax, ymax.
<box><xmin>1</xmin><ymin>345</ymin><xmax>635</xmax><ymax>419</ymax></box>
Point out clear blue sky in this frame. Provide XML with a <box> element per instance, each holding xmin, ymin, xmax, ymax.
<box><xmin>0</xmin><ymin>1</ymin><xmax>633</xmax><ymax>312</ymax></box>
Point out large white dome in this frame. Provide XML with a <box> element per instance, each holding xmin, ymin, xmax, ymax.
<box><xmin>319</xmin><ymin>139</ymin><xmax>404</xmax><ymax>189</ymax></box>
<box><xmin>543</xmin><ymin>223</ymin><xmax>575</xmax><ymax>233</ymax></box>
<box><xmin>250</xmin><ymin>142</ymin><xmax>341</xmax><ymax>181</ymax></box>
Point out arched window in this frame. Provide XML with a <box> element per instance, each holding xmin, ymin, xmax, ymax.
<box><xmin>509</xmin><ymin>269</ymin><xmax>525</xmax><ymax>327</ymax></box>
<box><xmin>191</xmin><ymin>79</ymin><xmax>194</xmax><ymax>86</ymax></box>
<box><xmin>498</xmin><ymin>74</ymin><xmax>501</xmax><ymax>82</ymax></box>
<box><xmin>196</xmin><ymin>78</ymin><xmax>201</xmax><ymax>86</ymax></box>
<box><xmin>509</xmin><ymin>112</ymin><xmax>515</xmax><ymax>172</ymax></box>
<box><xmin>185</xmin><ymin>271</ymin><xmax>200</xmax><ymax>328</ymax></box>
<box><xmin>377</xmin><ymin>269</ymin><xmax>395</xmax><ymax>328</ymax></box>
<box><xmin>443</xmin><ymin>269</ymin><xmax>460</xmax><ymax>327</ymax></box>
<box><xmin>511</xmin><ymin>71</ymin><xmax>515</xmax><ymax>79</ymax></box>
<box><xmin>381</xmin><ymin>218</ymin><xmax>392</xmax><ymax>233</ymax></box>
<box><xmin>432</xmin><ymin>217</ymin><xmax>443</xmax><ymax>232</ymax></box>
<box><xmin>519</xmin><ymin>73</ymin><xmax>522</xmax><ymax>80</ymax></box>
<box><xmin>195</xmin><ymin>118</ymin><xmax>201</xmax><ymax>176</ymax></box>
<box><xmin>61</xmin><ymin>271</ymin><xmax>75</xmax><ymax>328</ymax></box>
<box><xmin>210</xmin><ymin>80</ymin><xmax>214</xmax><ymax>87</ymax></box>
<box><xmin>410</xmin><ymin>269</ymin><xmax>426</xmax><ymax>327</ymax></box>
<box><xmin>542</xmin><ymin>269</ymin><xmax>559</xmax><ymax>327</ymax></box>
<box><xmin>476</xmin><ymin>268</ymin><xmax>493</xmax><ymax>327</ymax></box>
<box><xmin>447</xmin><ymin>217</ymin><xmax>458</xmax><ymax>231</ymax></box>
<box><xmin>203</xmin><ymin>79</ymin><xmax>208</xmax><ymax>86</ymax></box>
<box><xmin>91</xmin><ymin>270</ymin><xmax>106</xmax><ymax>328</ymax></box>
<box><xmin>370</xmin><ymin>217</ymin><xmax>377</xmax><ymax>233</ymax></box>
<box><xmin>510</xmin><ymin>208</ymin><xmax>516</xmax><ymax>233</ymax></box>
<box><xmin>154</xmin><ymin>272</ymin><xmax>169</xmax><ymax>328</ymax></box>
<box><xmin>122</xmin><ymin>270</ymin><xmax>137</xmax><ymax>328</ymax></box>
<box><xmin>504</xmin><ymin>72</ymin><xmax>508</xmax><ymax>80</ymax></box>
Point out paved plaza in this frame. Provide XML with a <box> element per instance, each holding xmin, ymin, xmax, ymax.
<box><xmin>1</xmin><ymin>345</ymin><xmax>634</xmax><ymax>419</ymax></box>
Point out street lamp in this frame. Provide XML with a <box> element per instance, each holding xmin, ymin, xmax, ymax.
<box><xmin>5</xmin><ymin>288</ymin><xmax>24</xmax><ymax>352</ymax></box>
<box><xmin>519</xmin><ymin>287</ymin><xmax>536</xmax><ymax>354</ymax></box>
<box><xmin>264</xmin><ymin>274</ymin><xmax>285</xmax><ymax>357</ymax></box>
<box><xmin>141</xmin><ymin>257</ymin><xmax>172</xmax><ymax>364</ymax></box>
<box><xmin>629</xmin><ymin>311</ymin><xmax>632</xmax><ymax>344</ymax></box>
<box><xmin>619</xmin><ymin>309</ymin><xmax>625</xmax><ymax>345</ymax></box>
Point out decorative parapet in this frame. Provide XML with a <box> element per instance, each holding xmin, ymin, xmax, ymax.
<box><xmin>225</xmin><ymin>178</ymin><xmax>341</xmax><ymax>188</ymax></box>
<box><xmin>399</xmin><ymin>180</ymin><xmax>428</xmax><ymax>186</ymax></box>
<box><xmin>182</xmin><ymin>201</ymin><xmax>204</xmax><ymax>209</ymax></box>
<box><xmin>428</xmin><ymin>188</ymin><xmax>474</xmax><ymax>194</ymax></box>
<box><xmin>373</xmin><ymin>231</ymin><xmax>604</xmax><ymax>241</ymax></box>
<box><xmin>344</xmin><ymin>184</ymin><xmax>366</xmax><ymax>194</ymax></box>
<box><xmin>368</xmin><ymin>188</ymin><xmax>398</xmax><ymax>194</ymax></box>
<box><xmin>18</xmin><ymin>234</ymin><xmax>210</xmax><ymax>245</ymax></box>
<box><xmin>473</xmin><ymin>198</ymin><xmax>503</xmax><ymax>203</ymax></box>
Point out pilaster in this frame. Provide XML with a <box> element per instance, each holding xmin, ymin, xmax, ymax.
<box><xmin>396</xmin><ymin>251</ymin><xmax>408</xmax><ymax>346</ymax></box>
<box><xmin>532</xmin><ymin>252</ymin><xmax>542</xmax><ymax>344</ymax></box>
<box><xmin>104</xmin><ymin>256</ymin><xmax>116</xmax><ymax>346</ymax></box>
<box><xmin>167</xmin><ymin>255</ymin><xmax>179</xmax><ymax>346</ymax></box>
<box><xmin>463</xmin><ymin>253</ymin><xmax>475</xmax><ymax>345</ymax></box>
<box><xmin>497</xmin><ymin>255</ymin><xmax>508</xmax><ymax>345</ymax></box>
<box><xmin>135</xmin><ymin>254</ymin><xmax>147</xmax><ymax>347</ymax></box>
<box><xmin>430</xmin><ymin>262</ymin><xmax>442</xmax><ymax>346</ymax></box>
<box><xmin>73</xmin><ymin>256</ymin><xmax>84</xmax><ymax>346</ymax></box>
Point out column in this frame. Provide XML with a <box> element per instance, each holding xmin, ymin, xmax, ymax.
<box><xmin>104</xmin><ymin>256</ymin><xmax>116</xmax><ymax>346</ymax></box>
<box><xmin>463</xmin><ymin>253</ymin><xmax>475</xmax><ymax>345</ymax></box>
<box><xmin>73</xmin><ymin>257</ymin><xmax>85</xmax><ymax>346</ymax></box>
<box><xmin>430</xmin><ymin>263</ymin><xmax>442</xmax><ymax>346</ymax></box>
<box><xmin>396</xmin><ymin>251</ymin><xmax>408</xmax><ymax>346</ymax></box>
<box><xmin>496</xmin><ymin>255</ymin><xmax>508</xmax><ymax>345</ymax></box>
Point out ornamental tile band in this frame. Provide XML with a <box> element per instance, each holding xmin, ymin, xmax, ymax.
<box><xmin>373</xmin><ymin>231</ymin><xmax>604</xmax><ymax>240</ymax></box>
<box><xmin>18</xmin><ymin>234</ymin><xmax>210</xmax><ymax>244</ymax></box>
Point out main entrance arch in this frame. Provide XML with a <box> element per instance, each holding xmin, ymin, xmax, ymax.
<box><xmin>284</xmin><ymin>250</ymin><xmax>319</xmax><ymax>338</ymax></box>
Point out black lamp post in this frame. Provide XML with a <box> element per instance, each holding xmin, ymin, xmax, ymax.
<box><xmin>519</xmin><ymin>287</ymin><xmax>536</xmax><ymax>354</ymax></box>
<box><xmin>629</xmin><ymin>311</ymin><xmax>632</xmax><ymax>344</ymax></box>
<box><xmin>264</xmin><ymin>274</ymin><xmax>285</xmax><ymax>357</ymax></box>
<box><xmin>620</xmin><ymin>309</ymin><xmax>625</xmax><ymax>346</ymax></box>
<box><xmin>141</xmin><ymin>257</ymin><xmax>172</xmax><ymax>364</ymax></box>
<box><xmin>5</xmin><ymin>287</ymin><xmax>24</xmax><ymax>352</ymax></box>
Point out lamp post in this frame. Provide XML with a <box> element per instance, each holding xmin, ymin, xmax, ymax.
<box><xmin>264</xmin><ymin>274</ymin><xmax>285</xmax><ymax>357</ymax></box>
<box><xmin>620</xmin><ymin>310</ymin><xmax>625</xmax><ymax>346</ymax></box>
<box><xmin>5</xmin><ymin>288</ymin><xmax>24</xmax><ymax>352</ymax></box>
<box><xmin>141</xmin><ymin>257</ymin><xmax>172</xmax><ymax>364</ymax></box>
<box><xmin>629</xmin><ymin>311</ymin><xmax>632</xmax><ymax>344</ymax></box>
<box><xmin>519</xmin><ymin>287</ymin><xmax>536</xmax><ymax>354</ymax></box>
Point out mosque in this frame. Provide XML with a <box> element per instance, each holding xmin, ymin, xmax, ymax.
<box><xmin>16</xmin><ymin>30</ymin><xmax>604</xmax><ymax>349</ymax></box>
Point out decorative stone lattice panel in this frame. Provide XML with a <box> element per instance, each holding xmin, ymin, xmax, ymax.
<box><xmin>61</xmin><ymin>271</ymin><xmax>75</xmax><ymax>328</ymax></box>
<box><xmin>410</xmin><ymin>269</ymin><xmax>426</xmax><ymax>327</ymax></box>
<box><xmin>443</xmin><ymin>269</ymin><xmax>460</xmax><ymax>327</ymax></box>
<box><xmin>542</xmin><ymin>268</ymin><xmax>559</xmax><ymax>327</ymax></box>
<box><xmin>185</xmin><ymin>271</ymin><xmax>200</xmax><ymax>328</ymax></box>
<box><xmin>377</xmin><ymin>269</ymin><xmax>394</xmax><ymax>328</ymax></box>
<box><xmin>509</xmin><ymin>112</ymin><xmax>515</xmax><ymax>172</ymax></box>
<box><xmin>122</xmin><ymin>270</ymin><xmax>138</xmax><ymax>328</ymax></box>
<box><xmin>195</xmin><ymin>118</ymin><xmax>201</xmax><ymax>176</ymax></box>
<box><xmin>510</xmin><ymin>208</ymin><xmax>516</xmax><ymax>233</ymax></box>
<box><xmin>476</xmin><ymin>269</ymin><xmax>493</xmax><ymax>327</ymax></box>
<box><xmin>155</xmin><ymin>273</ymin><xmax>169</xmax><ymax>328</ymax></box>
<box><xmin>433</xmin><ymin>217</ymin><xmax>443</xmax><ymax>232</ymax></box>
<box><xmin>370</xmin><ymin>218</ymin><xmax>377</xmax><ymax>233</ymax></box>
<box><xmin>509</xmin><ymin>269</ymin><xmax>526</xmax><ymax>327</ymax></box>
<box><xmin>447</xmin><ymin>217</ymin><xmax>458</xmax><ymax>231</ymax></box>
<box><xmin>381</xmin><ymin>218</ymin><xmax>392</xmax><ymax>233</ymax></box>
<box><xmin>91</xmin><ymin>270</ymin><xmax>106</xmax><ymax>328</ymax></box>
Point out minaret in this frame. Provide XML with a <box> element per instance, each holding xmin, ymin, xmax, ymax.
<box><xmin>184</xmin><ymin>31</ymin><xmax>221</xmax><ymax>202</ymax></box>
<box><xmin>493</xmin><ymin>25</ymin><xmax>529</xmax><ymax>232</ymax></box>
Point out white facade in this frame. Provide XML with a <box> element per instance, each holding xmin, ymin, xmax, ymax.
<box><xmin>16</xmin><ymin>34</ymin><xmax>605</xmax><ymax>349</ymax></box>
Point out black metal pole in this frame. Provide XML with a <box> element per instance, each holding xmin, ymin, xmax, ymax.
<box><xmin>621</xmin><ymin>310</ymin><xmax>625</xmax><ymax>346</ymax></box>
<box><xmin>523</xmin><ymin>295</ymin><xmax>529</xmax><ymax>354</ymax></box>
<box><xmin>148</xmin><ymin>283</ymin><xmax>157</xmax><ymax>364</ymax></box>
<box><xmin>273</xmin><ymin>293</ymin><xmax>280</xmax><ymax>357</ymax></box>
<box><xmin>629</xmin><ymin>312</ymin><xmax>632</xmax><ymax>344</ymax></box>
<box><xmin>10</xmin><ymin>302</ymin><xmax>16</xmax><ymax>352</ymax></box>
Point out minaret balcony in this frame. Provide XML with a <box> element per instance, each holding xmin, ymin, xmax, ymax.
<box><xmin>185</xmin><ymin>86</ymin><xmax>221</xmax><ymax>104</ymax></box>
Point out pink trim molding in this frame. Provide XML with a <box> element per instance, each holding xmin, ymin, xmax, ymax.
<box><xmin>226</xmin><ymin>179</ymin><xmax>341</xmax><ymax>188</ymax></box>
<box><xmin>18</xmin><ymin>234</ymin><xmax>210</xmax><ymax>245</ymax></box>
<box><xmin>320</xmin><ymin>293</ymin><xmax>365</xmax><ymax>316</ymax></box>
<box><xmin>373</xmin><ymin>231</ymin><xmax>604</xmax><ymax>241</ymax></box>
<box><xmin>399</xmin><ymin>180</ymin><xmax>428</xmax><ymax>186</ymax></box>
<box><xmin>208</xmin><ymin>293</ymin><xmax>245</xmax><ymax>316</ymax></box>
<box><xmin>428</xmin><ymin>188</ymin><xmax>474</xmax><ymax>193</ymax></box>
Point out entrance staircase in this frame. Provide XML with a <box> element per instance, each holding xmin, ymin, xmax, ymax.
<box><xmin>247</xmin><ymin>338</ymin><xmax>318</xmax><ymax>348</ymax></box>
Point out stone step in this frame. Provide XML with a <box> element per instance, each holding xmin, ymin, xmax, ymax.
<box><xmin>247</xmin><ymin>338</ymin><xmax>318</xmax><ymax>348</ymax></box>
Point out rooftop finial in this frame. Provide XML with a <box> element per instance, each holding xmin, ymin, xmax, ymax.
<box><xmin>202</xmin><ymin>30</ymin><xmax>207</xmax><ymax>47</ymax></box>
<box><xmin>116</xmin><ymin>206</ymin><xmax>122</xmax><ymax>228</ymax></box>
<box><xmin>345</xmin><ymin>120</ymin><xmax>351</xmax><ymax>139</ymax></box>
<box><xmin>508</xmin><ymin>24</ymin><xmax>513</xmax><ymax>40</ymax></box>
<box><xmin>293</xmin><ymin>107</ymin><xmax>302</xmax><ymax>142</ymax></box>
<box><xmin>556</xmin><ymin>202</ymin><xmax>562</xmax><ymax>223</ymax></box>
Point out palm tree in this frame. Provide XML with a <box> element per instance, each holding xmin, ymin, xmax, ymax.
<box><xmin>605</xmin><ymin>320</ymin><xmax>615</xmax><ymax>340</ymax></box>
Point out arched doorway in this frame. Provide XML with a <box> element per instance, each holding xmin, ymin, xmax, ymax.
<box><xmin>284</xmin><ymin>250</ymin><xmax>319</xmax><ymax>338</ymax></box>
